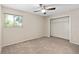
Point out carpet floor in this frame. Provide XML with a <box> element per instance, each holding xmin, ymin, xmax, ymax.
<box><xmin>2</xmin><ymin>37</ymin><xmax>79</xmax><ymax>54</ymax></box>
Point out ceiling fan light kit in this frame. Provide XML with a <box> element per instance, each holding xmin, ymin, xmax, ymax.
<box><xmin>41</xmin><ymin>9</ymin><xmax>46</xmax><ymax>13</ymax></box>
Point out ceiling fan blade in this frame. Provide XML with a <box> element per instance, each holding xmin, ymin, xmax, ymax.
<box><xmin>46</xmin><ymin>8</ymin><xmax>56</xmax><ymax>10</ymax></box>
<box><xmin>34</xmin><ymin>10</ymin><xmax>40</xmax><ymax>12</ymax></box>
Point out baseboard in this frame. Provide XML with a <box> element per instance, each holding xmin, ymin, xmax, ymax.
<box><xmin>50</xmin><ymin>36</ymin><xmax>69</xmax><ymax>40</ymax></box>
<box><xmin>2</xmin><ymin>35</ymin><xmax>46</xmax><ymax>47</ymax></box>
<box><xmin>70</xmin><ymin>40</ymin><xmax>79</xmax><ymax>45</ymax></box>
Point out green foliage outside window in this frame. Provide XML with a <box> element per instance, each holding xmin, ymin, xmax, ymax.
<box><xmin>5</xmin><ymin>14</ymin><xmax>22</xmax><ymax>27</ymax></box>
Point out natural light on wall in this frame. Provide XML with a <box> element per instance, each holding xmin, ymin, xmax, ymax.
<box><xmin>5</xmin><ymin>14</ymin><xmax>22</xmax><ymax>27</ymax></box>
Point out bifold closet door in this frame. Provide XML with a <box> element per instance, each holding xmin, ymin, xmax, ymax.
<box><xmin>51</xmin><ymin>17</ymin><xmax>69</xmax><ymax>40</ymax></box>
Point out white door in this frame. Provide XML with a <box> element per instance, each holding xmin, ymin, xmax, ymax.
<box><xmin>51</xmin><ymin>16</ymin><xmax>69</xmax><ymax>40</ymax></box>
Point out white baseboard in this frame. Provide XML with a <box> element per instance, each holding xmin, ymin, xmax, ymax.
<box><xmin>69</xmin><ymin>40</ymin><xmax>79</xmax><ymax>45</ymax></box>
<box><xmin>2</xmin><ymin>34</ymin><xmax>46</xmax><ymax>47</ymax></box>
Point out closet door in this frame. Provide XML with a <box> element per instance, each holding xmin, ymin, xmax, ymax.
<box><xmin>51</xmin><ymin>17</ymin><xmax>69</xmax><ymax>40</ymax></box>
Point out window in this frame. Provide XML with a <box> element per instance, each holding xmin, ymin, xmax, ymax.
<box><xmin>5</xmin><ymin>14</ymin><xmax>22</xmax><ymax>27</ymax></box>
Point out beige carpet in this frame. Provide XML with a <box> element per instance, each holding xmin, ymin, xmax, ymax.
<box><xmin>2</xmin><ymin>37</ymin><xmax>79</xmax><ymax>54</ymax></box>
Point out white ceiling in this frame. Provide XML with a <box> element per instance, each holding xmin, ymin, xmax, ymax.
<box><xmin>2</xmin><ymin>4</ymin><xmax>79</xmax><ymax>16</ymax></box>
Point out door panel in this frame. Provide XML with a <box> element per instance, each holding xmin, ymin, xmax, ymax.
<box><xmin>51</xmin><ymin>17</ymin><xmax>69</xmax><ymax>39</ymax></box>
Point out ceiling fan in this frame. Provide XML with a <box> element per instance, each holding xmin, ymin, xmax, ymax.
<box><xmin>34</xmin><ymin>4</ymin><xmax>56</xmax><ymax>14</ymax></box>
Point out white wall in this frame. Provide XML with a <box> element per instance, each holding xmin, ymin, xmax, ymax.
<box><xmin>70</xmin><ymin>10</ymin><xmax>79</xmax><ymax>45</ymax></box>
<box><xmin>43</xmin><ymin>17</ymin><xmax>49</xmax><ymax>37</ymax></box>
<box><xmin>47</xmin><ymin>8</ymin><xmax>79</xmax><ymax>45</ymax></box>
<box><xmin>0</xmin><ymin>5</ymin><xmax>2</xmax><ymax>53</ymax></box>
<box><xmin>2</xmin><ymin>7</ymin><xmax>46</xmax><ymax>46</ymax></box>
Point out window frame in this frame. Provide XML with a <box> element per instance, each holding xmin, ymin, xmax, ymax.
<box><xmin>4</xmin><ymin>13</ymin><xmax>23</xmax><ymax>28</ymax></box>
